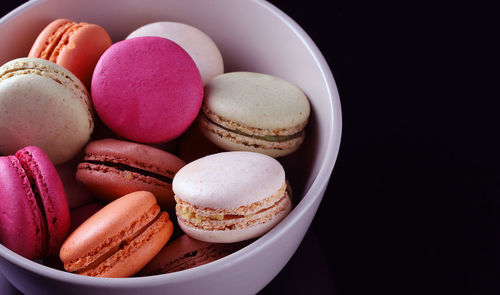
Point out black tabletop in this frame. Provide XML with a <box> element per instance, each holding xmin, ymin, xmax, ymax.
<box><xmin>1</xmin><ymin>1</ymin><xmax>497</xmax><ymax>295</ymax></box>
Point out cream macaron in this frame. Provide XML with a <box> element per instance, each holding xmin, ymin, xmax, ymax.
<box><xmin>126</xmin><ymin>21</ymin><xmax>223</xmax><ymax>85</ymax></box>
<box><xmin>173</xmin><ymin>151</ymin><xmax>292</xmax><ymax>243</ymax></box>
<box><xmin>198</xmin><ymin>72</ymin><xmax>310</xmax><ymax>158</ymax></box>
<box><xmin>0</xmin><ymin>57</ymin><xmax>93</xmax><ymax>164</ymax></box>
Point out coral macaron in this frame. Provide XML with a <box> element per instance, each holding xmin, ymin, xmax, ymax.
<box><xmin>173</xmin><ymin>151</ymin><xmax>292</xmax><ymax>243</ymax></box>
<box><xmin>28</xmin><ymin>18</ymin><xmax>112</xmax><ymax>88</ymax></box>
<box><xmin>59</xmin><ymin>191</ymin><xmax>174</xmax><ymax>277</ymax></box>
<box><xmin>76</xmin><ymin>138</ymin><xmax>186</xmax><ymax>208</ymax></box>
<box><xmin>0</xmin><ymin>146</ymin><xmax>70</xmax><ymax>260</ymax></box>
<box><xmin>91</xmin><ymin>36</ymin><xmax>204</xmax><ymax>144</ymax></box>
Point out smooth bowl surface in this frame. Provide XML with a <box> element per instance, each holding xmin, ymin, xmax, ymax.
<box><xmin>0</xmin><ymin>0</ymin><xmax>342</xmax><ymax>294</ymax></box>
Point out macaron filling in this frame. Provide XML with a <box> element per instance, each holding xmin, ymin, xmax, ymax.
<box><xmin>79</xmin><ymin>159</ymin><xmax>173</xmax><ymax>184</ymax></box>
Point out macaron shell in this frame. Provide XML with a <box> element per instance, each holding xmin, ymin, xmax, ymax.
<box><xmin>91</xmin><ymin>36</ymin><xmax>203</xmax><ymax>143</ymax></box>
<box><xmin>173</xmin><ymin>151</ymin><xmax>285</xmax><ymax>209</ymax></box>
<box><xmin>0</xmin><ymin>156</ymin><xmax>43</xmax><ymax>259</ymax></box>
<box><xmin>203</xmin><ymin>72</ymin><xmax>310</xmax><ymax>130</ymax></box>
<box><xmin>15</xmin><ymin>146</ymin><xmax>71</xmax><ymax>256</ymax></box>
<box><xmin>126</xmin><ymin>21</ymin><xmax>223</xmax><ymax>85</ymax></box>
<box><xmin>178</xmin><ymin>193</ymin><xmax>292</xmax><ymax>243</ymax></box>
<box><xmin>0</xmin><ymin>58</ymin><xmax>93</xmax><ymax>165</ymax></box>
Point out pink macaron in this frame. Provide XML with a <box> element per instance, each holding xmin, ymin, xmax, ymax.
<box><xmin>0</xmin><ymin>146</ymin><xmax>70</xmax><ymax>260</ymax></box>
<box><xmin>91</xmin><ymin>36</ymin><xmax>204</xmax><ymax>144</ymax></box>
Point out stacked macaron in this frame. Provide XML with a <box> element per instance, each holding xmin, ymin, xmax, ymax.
<box><xmin>0</xmin><ymin>18</ymin><xmax>311</xmax><ymax>278</ymax></box>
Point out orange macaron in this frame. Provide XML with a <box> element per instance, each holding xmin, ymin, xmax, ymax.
<box><xmin>59</xmin><ymin>191</ymin><xmax>174</xmax><ymax>277</ymax></box>
<box><xmin>28</xmin><ymin>18</ymin><xmax>112</xmax><ymax>88</ymax></box>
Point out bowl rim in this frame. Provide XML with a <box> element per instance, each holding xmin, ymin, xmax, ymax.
<box><xmin>0</xmin><ymin>0</ymin><xmax>342</xmax><ymax>288</ymax></box>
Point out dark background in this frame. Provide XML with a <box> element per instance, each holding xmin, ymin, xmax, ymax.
<box><xmin>1</xmin><ymin>1</ymin><xmax>498</xmax><ymax>294</ymax></box>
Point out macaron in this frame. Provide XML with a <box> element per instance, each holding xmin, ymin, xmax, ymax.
<box><xmin>126</xmin><ymin>21</ymin><xmax>224</xmax><ymax>85</ymax></box>
<box><xmin>0</xmin><ymin>146</ymin><xmax>70</xmax><ymax>260</ymax></box>
<box><xmin>0</xmin><ymin>57</ymin><xmax>94</xmax><ymax>165</ymax></box>
<box><xmin>28</xmin><ymin>18</ymin><xmax>112</xmax><ymax>88</ymax></box>
<box><xmin>138</xmin><ymin>234</ymin><xmax>248</xmax><ymax>275</ymax></box>
<box><xmin>173</xmin><ymin>151</ymin><xmax>292</xmax><ymax>243</ymax></box>
<box><xmin>76</xmin><ymin>138</ymin><xmax>186</xmax><ymax>208</ymax></box>
<box><xmin>198</xmin><ymin>71</ymin><xmax>311</xmax><ymax>158</ymax></box>
<box><xmin>91</xmin><ymin>36</ymin><xmax>204</xmax><ymax>144</ymax></box>
<box><xmin>60</xmin><ymin>191</ymin><xmax>174</xmax><ymax>277</ymax></box>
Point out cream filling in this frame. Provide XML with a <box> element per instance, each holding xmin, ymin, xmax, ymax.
<box><xmin>178</xmin><ymin>207</ymin><xmax>242</xmax><ymax>223</ymax></box>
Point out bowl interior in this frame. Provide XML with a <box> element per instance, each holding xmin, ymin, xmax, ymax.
<box><xmin>0</xmin><ymin>0</ymin><xmax>341</xmax><ymax>289</ymax></box>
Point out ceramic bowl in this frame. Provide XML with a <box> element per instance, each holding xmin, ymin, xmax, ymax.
<box><xmin>0</xmin><ymin>0</ymin><xmax>342</xmax><ymax>294</ymax></box>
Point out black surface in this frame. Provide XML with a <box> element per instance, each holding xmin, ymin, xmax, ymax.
<box><xmin>1</xmin><ymin>1</ymin><xmax>498</xmax><ymax>295</ymax></box>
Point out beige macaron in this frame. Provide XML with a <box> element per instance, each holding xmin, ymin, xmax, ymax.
<box><xmin>0</xmin><ymin>57</ymin><xmax>93</xmax><ymax>164</ymax></box>
<box><xmin>198</xmin><ymin>72</ymin><xmax>310</xmax><ymax>158</ymax></box>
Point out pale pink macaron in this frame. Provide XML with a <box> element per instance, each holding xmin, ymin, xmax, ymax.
<box><xmin>127</xmin><ymin>21</ymin><xmax>224</xmax><ymax>85</ymax></box>
<box><xmin>91</xmin><ymin>36</ymin><xmax>203</xmax><ymax>144</ymax></box>
<box><xmin>173</xmin><ymin>151</ymin><xmax>292</xmax><ymax>243</ymax></box>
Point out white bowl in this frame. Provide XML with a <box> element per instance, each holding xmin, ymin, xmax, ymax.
<box><xmin>0</xmin><ymin>0</ymin><xmax>342</xmax><ymax>294</ymax></box>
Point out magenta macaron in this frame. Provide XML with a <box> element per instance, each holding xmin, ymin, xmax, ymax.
<box><xmin>91</xmin><ymin>36</ymin><xmax>204</xmax><ymax>144</ymax></box>
<box><xmin>0</xmin><ymin>146</ymin><xmax>70</xmax><ymax>260</ymax></box>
